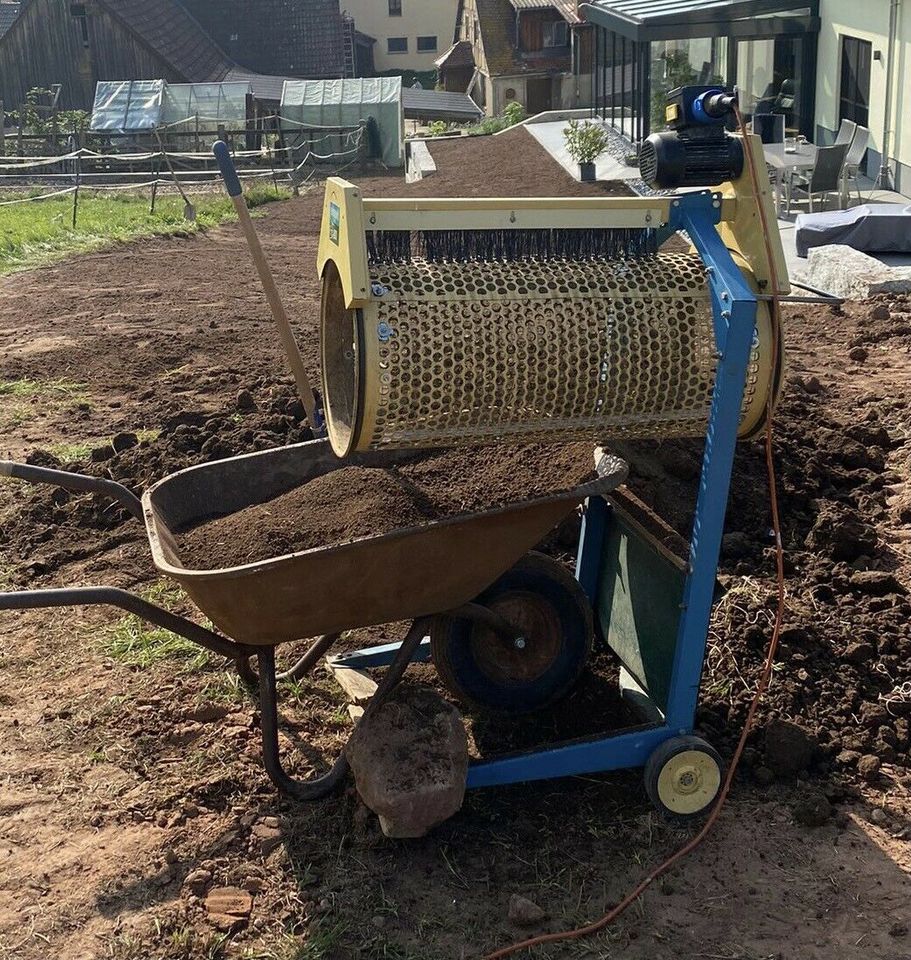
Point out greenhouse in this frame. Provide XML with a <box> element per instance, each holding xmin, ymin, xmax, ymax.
<box><xmin>280</xmin><ymin>78</ymin><xmax>404</xmax><ymax>167</ymax></box>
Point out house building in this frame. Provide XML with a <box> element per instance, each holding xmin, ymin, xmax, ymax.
<box><xmin>580</xmin><ymin>0</ymin><xmax>908</xmax><ymax>193</ymax></box>
<box><xmin>580</xmin><ymin>0</ymin><xmax>819</xmax><ymax>145</ymax></box>
<box><xmin>176</xmin><ymin>0</ymin><xmax>351</xmax><ymax>79</ymax></box>
<box><xmin>813</xmin><ymin>0</ymin><xmax>909</xmax><ymax>191</ymax></box>
<box><xmin>0</xmin><ymin>2</ymin><xmax>19</xmax><ymax>41</ymax></box>
<box><xmin>341</xmin><ymin>0</ymin><xmax>459</xmax><ymax>73</ymax></box>
<box><xmin>439</xmin><ymin>0</ymin><xmax>593</xmax><ymax>116</ymax></box>
<box><xmin>0</xmin><ymin>0</ymin><xmax>350</xmax><ymax>114</ymax></box>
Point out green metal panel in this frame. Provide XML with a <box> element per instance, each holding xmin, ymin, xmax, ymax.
<box><xmin>597</xmin><ymin>507</ymin><xmax>685</xmax><ymax>715</ymax></box>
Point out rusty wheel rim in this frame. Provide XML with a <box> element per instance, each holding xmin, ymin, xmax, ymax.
<box><xmin>468</xmin><ymin>590</ymin><xmax>563</xmax><ymax>686</ymax></box>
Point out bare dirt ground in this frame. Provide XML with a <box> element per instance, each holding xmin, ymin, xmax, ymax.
<box><xmin>1</xmin><ymin>127</ymin><xmax>910</xmax><ymax>960</ymax></box>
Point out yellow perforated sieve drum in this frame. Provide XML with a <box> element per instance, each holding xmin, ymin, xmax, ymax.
<box><xmin>320</xmin><ymin>251</ymin><xmax>781</xmax><ymax>458</ymax></box>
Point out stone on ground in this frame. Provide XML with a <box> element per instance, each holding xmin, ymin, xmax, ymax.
<box><xmin>345</xmin><ymin>685</ymin><xmax>469</xmax><ymax>838</ymax></box>
<box><xmin>802</xmin><ymin>245</ymin><xmax>911</xmax><ymax>299</ymax></box>
<box><xmin>508</xmin><ymin>894</ymin><xmax>547</xmax><ymax>927</ymax></box>
<box><xmin>205</xmin><ymin>886</ymin><xmax>253</xmax><ymax>932</ymax></box>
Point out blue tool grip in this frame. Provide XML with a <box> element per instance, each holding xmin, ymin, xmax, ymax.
<box><xmin>212</xmin><ymin>140</ymin><xmax>242</xmax><ymax>197</ymax></box>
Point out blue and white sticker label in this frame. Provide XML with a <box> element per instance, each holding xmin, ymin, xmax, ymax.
<box><xmin>329</xmin><ymin>202</ymin><xmax>340</xmax><ymax>245</ymax></box>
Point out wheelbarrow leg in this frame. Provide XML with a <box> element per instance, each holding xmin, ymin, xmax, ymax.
<box><xmin>256</xmin><ymin>620</ymin><xmax>428</xmax><ymax>801</ymax></box>
<box><xmin>237</xmin><ymin>633</ymin><xmax>340</xmax><ymax>689</ymax></box>
<box><xmin>257</xmin><ymin>646</ymin><xmax>349</xmax><ymax>801</ymax></box>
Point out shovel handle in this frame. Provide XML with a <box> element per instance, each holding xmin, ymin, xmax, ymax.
<box><xmin>212</xmin><ymin>142</ymin><xmax>322</xmax><ymax>433</ymax></box>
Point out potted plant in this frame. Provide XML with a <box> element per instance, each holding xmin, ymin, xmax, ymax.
<box><xmin>563</xmin><ymin>118</ymin><xmax>609</xmax><ymax>182</ymax></box>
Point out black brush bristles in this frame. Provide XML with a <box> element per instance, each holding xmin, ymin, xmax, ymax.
<box><xmin>365</xmin><ymin>227</ymin><xmax>658</xmax><ymax>265</ymax></box>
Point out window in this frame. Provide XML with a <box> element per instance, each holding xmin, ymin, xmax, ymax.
<box><xmin>543</xmin><ymin>21</ymin><xmax>568</xmax><ymax>48</ymax></box>
<box><xmin>417</xmin><ymin>35</ymin><xmax>437</xmax><ymax>52</ymax></box>
<box><xmin>70</xmin><ymin>4</ymin><xmax>89</xmax><ymax>45</ymax></box>
<box><xmin>839</xmin><ymin>35</ymin><xmax>871</xmax><ymax>128</ymax></box>
<box><xmin>387</xmin><ymin>36</ymin><xmax>408</xmax><ymax>53</ymax></box>
<box><xmin>388</xmin><ymin>0</ymin><xmax>402</xmax><ymax>15</ymax></box>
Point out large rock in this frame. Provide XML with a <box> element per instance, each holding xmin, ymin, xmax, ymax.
<box><xmin>801</xmin><ymin>245</ymin><xmax>911</xmax><ymax>300</ymax></box>
<box><xmin>345</xmin><ymin>686</ymin><xmax>468</xmax><ymax>838</ymax></box>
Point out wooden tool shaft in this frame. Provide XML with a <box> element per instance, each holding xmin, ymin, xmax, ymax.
<box><xmin>230</xmin><ymin>194</ymin><xmax>319</xmax><ymax>429</ymax></box>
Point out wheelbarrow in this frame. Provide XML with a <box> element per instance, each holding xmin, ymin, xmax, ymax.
<box><xmin>0</xmin><ymin>439</ymin><xmax>628</xmax><ymax>801</ymax></box>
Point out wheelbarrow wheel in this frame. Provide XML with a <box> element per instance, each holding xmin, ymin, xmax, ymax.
<box><xmin>429</xmin><ymin>552</ymin><xmax>593</xmax><ymax>714</ymax></box>
<box><xmin>644</xmin><ymin>735</ymin><xmax>723</xmax><ymax>821</ymax></box>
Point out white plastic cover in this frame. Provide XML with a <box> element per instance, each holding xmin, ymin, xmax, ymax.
<box><xmin>90</xmin><ymin>80</ymin><xmax>164</xmax><ymax>132</ymax></box>
<box><xmin>280</xmin><ymin>78</ymin><xmax>404</xmax><ymax>167</ymax></box>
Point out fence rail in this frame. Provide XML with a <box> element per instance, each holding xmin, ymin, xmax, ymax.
<box><xmin>0</xmin><ymin>124</ymin><xmax>367</xmax><ymax>225</ymax></box>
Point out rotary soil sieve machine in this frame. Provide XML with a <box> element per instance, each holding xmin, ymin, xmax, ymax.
<box><xmin>0</xmin><ymin>86</ymin><xmax>789</xmax><ymax>819</ymax></box>
<box><xmin>315</xmin><ymin>84</ymin><xmax>789</xmax><ymax>817</ymax></box>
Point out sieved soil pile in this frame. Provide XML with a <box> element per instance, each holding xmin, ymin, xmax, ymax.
<box><xmin>176</xmin><ymin>441</ymin><xmax>598</xmax><ymax>568</ymax></box>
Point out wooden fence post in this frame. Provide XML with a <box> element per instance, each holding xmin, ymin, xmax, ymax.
<box><xmin>72</xmin><ymin>153</ymin><xmax>81</xmax><ymax>228</ymax></box>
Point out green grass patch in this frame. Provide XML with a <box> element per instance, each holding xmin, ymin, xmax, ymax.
<box><xmin>102</xmin><ymin>580</ymin><xmax>213</xmax><ymax>670</ymax></box>
<box><xmin>0</xmin><ymin>184</ymin><xmax>288</xmax><ymax>275</ymax></box>
<box><xmin>135</xmin><ymin>427</ymin><xmax>162</xmax><ymax>444</ymax></box>
<box><xmin>48</xmin><ymin>441</ymin><xmax>92</xmax><ymax>463</ymax></box>
<box><xmin>0</xmin><ymin>377</ymin><xmax>89</xmax><ymax>427</ymax></box>
<box><xmin>0</xmin><ymin>376</ymin><xmax>86</xmax><ymax>397</ymax></box>
<box><xmin>0</xmin><ymin>561</ymin><xmax>15</xmax><ymax>590</ymax></box>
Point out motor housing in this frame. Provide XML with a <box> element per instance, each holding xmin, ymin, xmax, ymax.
<box><xmin>640</xmin><ymin>85</ymin><xmax>744</xmax><ymax>189</ymax></box>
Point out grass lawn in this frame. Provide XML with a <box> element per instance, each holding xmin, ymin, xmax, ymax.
<box><xmin>0</xmin><ymin>183</ymin><xmax>287</xmax><ymax>275</ymax></box>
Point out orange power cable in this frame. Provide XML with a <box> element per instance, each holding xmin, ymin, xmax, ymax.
<box><xmin>482</xmin><ymin>105</ymin><xmax>786</xmax><ymax>960</ymax></box>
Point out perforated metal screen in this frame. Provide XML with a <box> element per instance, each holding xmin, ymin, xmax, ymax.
<box><xmin>323</xmin><ymin>253</ymin><xmax>774</xmax><ymax>452</ymax></box>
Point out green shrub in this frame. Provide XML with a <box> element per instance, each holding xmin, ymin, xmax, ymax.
<box><xmin>502</xmin><ymin>100</ymin><xmax>526</xmax><ymax>127</ymax></box>
<box><xmin>466</xmin><ymin>101</ymin><xmax>526</xmax><ymax>137</ymax></box>
<box><xmin>563</xmin><ymin>118</ymin><xmax>609</xmax><ymax>165</ymax></box>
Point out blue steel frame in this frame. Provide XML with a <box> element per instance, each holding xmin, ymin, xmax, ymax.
<box><xmin>329</xmin><ymin>190</ymin><xmax>759</xmax><ymax>789</ymax></box>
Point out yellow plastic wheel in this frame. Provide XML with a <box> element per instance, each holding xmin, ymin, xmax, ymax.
<box><xmin>644</xmin><ymin>736</ymin><xmax>723</xmax><ymax>820</ymax></box>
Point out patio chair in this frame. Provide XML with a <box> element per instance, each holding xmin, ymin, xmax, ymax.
<box><xmin>834</xmin><ymin>118</ymin><xmax>857</xmax><ymax>146</ymax></box>
<box><xmin>841</xmin><ymin>125</ymin><xmax>870</xmax><ymax>206</ymax></box>
<box><xmin>786</xmin><ymin>143</ymin><xmax>849</xmax><ymax>213</ymax></box>
<box><xmin>753</xmin><ymin>113</ymin><xmax>785</xmax><ymax>144</ymax></box>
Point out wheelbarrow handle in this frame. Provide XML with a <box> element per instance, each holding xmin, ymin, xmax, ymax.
<box><xmin>0</xmin><ymin>585</ymin><xmax>256</xmax><ymax>661</ymax></box>
<box><xmin>0</xmin><ymin>460</ymin><xmax>143</xmax><ymax>521</ymax></box>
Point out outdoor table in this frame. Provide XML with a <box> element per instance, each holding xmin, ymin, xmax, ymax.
<box><xmin>763</xmin><ymin>142</ymin><xmax>818</xmax><ymax>215</ymax></box>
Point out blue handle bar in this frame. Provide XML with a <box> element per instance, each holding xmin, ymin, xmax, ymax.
<box><xmin>212</xmin><ymin>140</ymin><xmax>242</xmax><ymax>198</ymax></box>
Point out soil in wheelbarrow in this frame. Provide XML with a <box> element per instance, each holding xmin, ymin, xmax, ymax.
<box><xmin>176</xmin><ymin>441</ymin><xmax>598</xmax><ymax>568</ymax></box>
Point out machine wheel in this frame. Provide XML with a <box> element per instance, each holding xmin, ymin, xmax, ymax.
<box><xmin>644</xmin><ymin>736</ymin><xmax>723</xmax><ymax>821</ymax></box>
<box><xmin>429</xmin><ymin>552</ymin><xmax>593</xmax><ymax>714</ymax></box>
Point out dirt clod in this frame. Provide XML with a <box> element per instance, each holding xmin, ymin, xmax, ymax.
<box><xmin>792</xmin><ymin>789</ymin><xmax>833</xmax><ymax>827</ymax></box>
<box><xmin>236</xmin><ymin>388</ymin><xmax>258</xmax><ymax>412</ymax></box>
<box><xmin>764</xmin><ymin>719</ymin><xmax>816</xmax><ymax>775</ymax></box>
<box><xmin>843</xmin><ymin>641</ymin><xmax>875</xmax><ymax>664</ymax></box>
<box><xmin>112</xmin><ymin>431</ymin><xmax>138</xmax><ymax>453</ymax></box>
<box><xmin>857</xmin><ymin>754</ymin><xmax>882</xmax><ymax>781</ymax></box>
<box><xmin>850</xmin><ymin>570</ymin><xmax>904</xmax><ymax>596</ymax></box>
<box><xmin>806</xmin><ymin>504</ymin><xmax>877</xmax><ymax>562</ymax></box>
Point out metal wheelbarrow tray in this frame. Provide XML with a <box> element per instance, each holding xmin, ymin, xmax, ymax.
<box><xmin>0</xmin><ymin>439</ymin><xmax>627</xmax><ymax>801</ymax></box>
<box><xmin>146</xmin><ymin>439</ymin><xmax>626</xmax><ymax>645</ymax></box>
